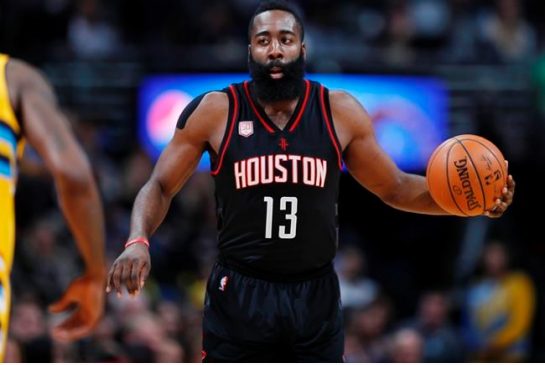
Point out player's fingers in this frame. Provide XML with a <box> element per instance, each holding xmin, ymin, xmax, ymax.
<box><xmin>485</xmin><ymin>199</ymin><xmax>502</xmax><ymax>218</ymax></box>
<box><xmin>502</xmin><ymin>187</ymin><xmax>513</xmax><ymax>204</ymax></box>
<box><xmin>507</xmin><ymin>175</ymin><xmax>515</xmax><ymax>190</ymax></box>
<box><xmin>120</xmin><ymin>261</ymin><xmax>132</xmax><ymax>295</ymax></box>
<box><xmin>48</xmin><ymin>292</ymin><xmax>73</xmax><ymax>314</ymax></box>
<box><xmin>486</xmin><ymin>210</ymin><xmax>500</xmax><ymax>218</ymax></box>
<box><xmin>112</xmin><ymin>261</ymin><xmax>126</xmax><ymax>296</ymax></box>
<box><xmin>138</xmin><ymin>261</ymin><xmax>150</xmax><ymax>289</ymax></box>
<box><xmin>128</xmin><ymin>260</ymin><xmax>142</xmax><ymax>295</ymax></box>
<box><xmin>106</xmin><ymin>262</ymin><xmax>118</xmax><ymax>293</ymax></box>
<box><xmin>52</xmin><ymin>315</ymin><xmax>93</xmax><ymax>342</ymax></box>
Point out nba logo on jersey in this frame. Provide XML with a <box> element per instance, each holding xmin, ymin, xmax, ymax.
<box><xmin>238</xmin><ymin>121</ymin><xmax>254</xmax><ymax>137</ymax></box>
<box><xmin>219</xmin><ymin>276</ymin><xmax>229</xmax><ymax>291</ymax></box>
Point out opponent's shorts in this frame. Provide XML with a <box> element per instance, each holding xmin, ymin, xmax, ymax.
<box><xmin>202</xmin><ymin>261</ymin><xmax>344</xmax><ymax>362</ymax></box>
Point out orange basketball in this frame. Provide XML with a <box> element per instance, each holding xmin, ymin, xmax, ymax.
<box><xmin>426</xmin><ymin>134</ymin><xmax>507</xmax><ymax>217</ymax></box>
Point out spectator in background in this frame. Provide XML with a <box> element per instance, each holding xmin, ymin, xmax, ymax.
<box><xmin>344</xmin><ymin>296</ymin><xmax>393</xmax><ymax>362</ymax></box>
<box><xmin>4</xmin><ymin>339</ymin><xmax>22</xmax><ymax>363</ymax></box>
<box><xmin>9</xmin><ymin>298</ymin><xmax>52</xmax><ymax>362</ymax></box>
<box><xmin>154</xmin><ymin>339</ymin><xmax>186</xmax><ymax>362</ymax></box>
<box><xmin>387</xmin><ymin>328</ymin><xmax>424</xmax><ymax>363</ymax></box>
<box><xmin>83</xmin><ymin>315</ymin><xmax>128</xmax><ymax>362</ymax></box>
<box><xmin>13</xmin><ymin>216</ymin><xmax>80</xmax><ymax>305</ymax></box>
<box><xmin>478</xmin><ymin>0</ymin><xmax>537</xmax><ymax>63</ymax></box>
<box><xmin>68</xmin><ymin>0</ymin><xmax>120</xmax><ymax>59</ymax></box>
<box><xmin>121</xmin><ymin>312</ymin><xmax>167</xmax><ymax>362</ymax></box>
<box><xmin>336</xmin><ymin>245</ymin><xmax>379</xmax><ymax>311</ymax></box>
<box><xmin>401</xmin><ymin>290</ymin><xmax>464</xmax><ymax>362</ymax></box>
<box><xmin>382</xmin><ymin>0</ymin><xmax>416</xmax><ymax>66</ymax></box>
<box><xmin>462</xmin><ymin>240</ymin><xmax>536</xmax><ymax>362</ymax></box>
<box><xmin>442</xmin><ymin>0</ymin><xmax>480</xmax><ymax>63</ymax></box>
<box><xmin>533</xmin><ymin>47</ymin><xmax>545</xmax><ymax>118</ymax></box>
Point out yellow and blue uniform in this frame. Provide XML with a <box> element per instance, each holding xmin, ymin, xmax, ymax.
<box><xmin>463</xmin><ymin>271</ymin><xmax>536</xmax><ymax>361</ymax></box>
<box><xmin>0</xmin><ymin>53</ymin><xmax>25</xmax><ymax>360</ymax></box>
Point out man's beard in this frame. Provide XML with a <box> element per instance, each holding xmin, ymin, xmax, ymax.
<box><xmin>248</xmin><ymin>53</ymin><xmax>305</xmax><ymax>102</ymax></box>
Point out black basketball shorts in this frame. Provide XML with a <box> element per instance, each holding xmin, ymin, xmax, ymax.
<box><xmin>202</xmin><ymin>261</ymin><xmax>344</xmax><ymax>362</ymax></box>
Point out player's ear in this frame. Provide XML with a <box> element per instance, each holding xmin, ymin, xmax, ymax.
<box><xmin>301</xmin><ymin>43</ymin><xmax>306</xmax><ymax>60</ymax></box>
<box><xmin>248</xmin><ymin>44</ymin><xmax>252</xmax><ymax>61</ymax></box>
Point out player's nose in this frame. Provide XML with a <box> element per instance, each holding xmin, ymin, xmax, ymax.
<box><xmin>267</xmin><ymin>40</ymin><xmax>284</xmax><ymax>60</ymax></box>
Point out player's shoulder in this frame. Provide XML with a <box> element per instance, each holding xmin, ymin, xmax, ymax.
<box><xmin>180</xmin><ymin>90</ymin><xmax>229</xmax><ymax>132</ymax></box>
<box><xmin>328</xmin><ymin>89</ymin><xmax>369</xmax><ymax>121</ymax></box>
<box><xmin>196</xmin><ymin>91</ymin><xmax>229</xmax><ymax>114</ymax></box>
<box><xmin>7</xmin><ymin>57</ymin><xmax>48</xmax><ymax>86</ymax></box>
<box><xmin>328</xmin><ymin>89</ymin><xmax>362</xmax><ymax>109</ymax></box>
<box><xmin>327</xmin><ymin>89</ymin><xmax>373</xmax><ymax>138</ymax></box>
<box><xmin>5</xmin><ymin>57</ymin><xmax>55</xmax><ymax>111</ymax></box>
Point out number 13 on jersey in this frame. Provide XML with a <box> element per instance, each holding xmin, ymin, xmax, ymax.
<box><xmin>263</xmin><ymin>196</ymin><xmax>298</xmax><ymax>239</ymax></box>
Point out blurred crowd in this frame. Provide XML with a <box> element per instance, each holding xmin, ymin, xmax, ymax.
<box><xmin>1</xmin><ymin>0</ymin><xmax>544</xmax><ymax>69</ymax></box>
<box><xmin>2</xmin><ymin>0</ymin><xmax>545</xmax><ymax>362</ymax></box>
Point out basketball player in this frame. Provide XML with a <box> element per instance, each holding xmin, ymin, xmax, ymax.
<box><xmin>0</xmin><ymin>54</ymin><xmax>106</xmax><ymax>359</ymax></box>
<box><xmin>106</xmin><ymin>1</ymin><xmax>515</xmax><ymax>361</ymax></box>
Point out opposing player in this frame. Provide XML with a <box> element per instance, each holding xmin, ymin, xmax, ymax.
<box><xmin>106</xmin><ymin>0</ymin><xmax>515</xmax><ymax>361</ymax></box>
<box><xmin>0</xmin><ymin>54</ymin><xmax>106</xmax><ymax>359</ymax></box>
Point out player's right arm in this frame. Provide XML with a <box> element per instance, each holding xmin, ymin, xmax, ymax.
<box><xmin>106</xmin><ymin>92</ymin><xmax>229</xmax><ymax>296</ymax></box>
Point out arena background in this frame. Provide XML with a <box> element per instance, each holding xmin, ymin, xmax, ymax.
<box><xmin>1</xmin><ymin>0</ymin><xmax>545</xmax><ymax>362</ymax></box>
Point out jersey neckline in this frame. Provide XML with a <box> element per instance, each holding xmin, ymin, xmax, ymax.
<box><xmin>242</xmin><ymin>80</ymin><xmax>311</xmax><ymax>134</ymax></box>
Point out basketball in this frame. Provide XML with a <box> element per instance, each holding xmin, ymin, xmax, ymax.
<box><xmin>426</xmin><ymin>134</ymin><xmax>507</xmax><ymax>217</ymax></box>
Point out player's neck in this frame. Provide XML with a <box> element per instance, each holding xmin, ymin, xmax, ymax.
<box><xmin>260</xmin><ymin>98</ymin><xmax>299</xmax><ymax>130</ymax></box>
<box><xmin>260</xmin><ymin>97</ymin><xmax>299</xmax><ymax>115</ymax></box>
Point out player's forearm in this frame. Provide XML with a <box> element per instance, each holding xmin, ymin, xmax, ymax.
<box><xmin>129</xmin><ymin>179</ymin><xmax>173</xmax><ymax>240</ymax></box>
<box><xmin>56</xmin><ymin>172</ymin><xmax>106</xmax><ymax>280</ymax></box>
<box><xmin>385</xmin><ymin>173</ymin><xmax>450</xmax><ymax>215</ymax></box>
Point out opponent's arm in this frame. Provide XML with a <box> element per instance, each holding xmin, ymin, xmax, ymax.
<box><xmin>106</xmin><ymin>92</ymin><xmax>229</xmax><ymax>296</ymax></box>
<box><xmin>8</xmin><ymin>59</ymin><xmax>106</xmax><ymax>340</ymax></box>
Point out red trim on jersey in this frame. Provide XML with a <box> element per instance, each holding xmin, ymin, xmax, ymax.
<box><xmin>243</xmin><ymin>81</ymin><xmax>275</xmax><ymax>133</ymax></box>
<box><xmin>319</xmin><ymin>85</ymin><xmax>343</xmax><ymax>170</ymax></box>
<box><xmin>211</xmin><ymin>85</ymin><xmax>239</xmax><ymax>176</ymax></box>
<box><xmin>288</xmin><ymin>79</ymin><xmax>311</xmax><ymax>132</ymax></box>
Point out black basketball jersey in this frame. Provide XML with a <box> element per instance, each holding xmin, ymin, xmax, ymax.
<box><xmin>209</xmin><ymin>80</ymin><xmax>343</xmax><ymax>281</ymax></box>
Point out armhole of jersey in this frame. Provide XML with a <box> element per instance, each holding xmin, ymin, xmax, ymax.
<box><xmin>210</xmin><ymin>85</ymin><xmax>239</xmax><ymax>176</ymax></box>
<box><xmin>176</xmin><ymin>93</ymin><xmax>207</xmax><ymax>130</ymax></box>
<box><xmin>319</xmin><ymin>85</ymin><xmax>343</xmax><ymax>170</ymax></box>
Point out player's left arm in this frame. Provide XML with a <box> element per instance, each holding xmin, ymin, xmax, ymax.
<box><xmin>330</xmin><ymin>91</ymin><xmax>514</xmax><ymax>216</ymax></box>
<box><xmin>8</xmin><ymin>59</ymin><xmax>106</xmax><ymax>341</ymax></box>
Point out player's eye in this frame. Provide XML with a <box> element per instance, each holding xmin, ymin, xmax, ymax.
<box><xmin>257</xmin><ymin>38</ymin><xmax>269</xmax><ymax>46</ymax></box>
<box><xmin>282</xmin><ymin>37</ymin><xmax>293</xmax><ymax>45</ymax></box>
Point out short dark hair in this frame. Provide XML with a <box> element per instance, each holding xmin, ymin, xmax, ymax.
<box><xmin>248</xmin><ymin>0</ymin><xmax>305</xmax><ymax>41</ymax></box>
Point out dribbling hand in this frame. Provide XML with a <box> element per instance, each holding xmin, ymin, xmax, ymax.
<box><xmin>485</xmin><ymin>161</ymin><xmax>515</xmax><ymax>218</ymax></box>
<box><xmin>49</xmin><ymin>274</ymin><xmax>105</xmax><ymax>342</ymax></box>
<box><xmin>106</xmin><ymin>243</ymin><xmax>151</xmax><ymax>297</ymax></box>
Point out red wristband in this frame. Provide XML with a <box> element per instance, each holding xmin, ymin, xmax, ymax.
<box><xmin>124</xmin><ymin>237</ymin><xmax>150</xmax><ymax>249</ymax></box>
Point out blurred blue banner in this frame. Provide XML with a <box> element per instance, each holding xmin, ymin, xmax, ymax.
<box><xmin>139</xmin><ymin>73</ymin><xmax>447</xmax><ymax>172</ymax></box>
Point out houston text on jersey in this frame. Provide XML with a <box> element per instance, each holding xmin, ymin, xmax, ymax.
<box><xmin>234</xmin><ymin>154</ymin><xmax>327</xmax><ymax>189</ymax></box>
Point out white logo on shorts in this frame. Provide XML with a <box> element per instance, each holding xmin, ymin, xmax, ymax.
<box><xmin>238</xmin><ymin>121</ymin><xmax>254</xmax><ymax>137</ymax></box>
<box><xmin>219</xmin><ymin>276</ymin><xmax>229</xmax><ymax>291</ymax></box>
